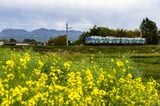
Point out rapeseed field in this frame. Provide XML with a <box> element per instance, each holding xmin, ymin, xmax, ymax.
<box><xmin>0</xmin><ymin>48</ymin><xmax>159</xmax><ymax>106</ymax></box>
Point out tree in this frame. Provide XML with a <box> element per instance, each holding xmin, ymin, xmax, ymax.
<box><xmin>0</xmin><ymin>39</ymin><xmax>8</xmax><ymax>43</ymax></box>
<box><xmin>74</xmin><ymin>32</ymin><xmax>89</xmax><ymax>45</ymax></box>
<box><xmin>23</xmin><ymin>39</ymin><xmax>37</xmax><ymax>45</ymax></box>
<box><xmin>9</xmin><ymin>38</ymin><xmax>17</xmax><ymax>43</ymax></box>
<box><xmin>47</xmin><ymin>35</ymin><xmax>67</xmax><ymax>46</ymax></box>
<box><xmin>89</xmin><ymin>25</ymin><xmax>115</xmax><ymax>37</ymax></box>
<box><xmin>126</xmin><ymin>29</ymin><xmax>140</xmax><ymax>38</ymax></box>
<box><xmin>140</xmin><ymin>18</ymin><xmax>158</xmax><ymax>44</ymax></box>
<box><xmin>115</xmin><ymin>29</ymin><xmax>127</xmax><ymax>37</ymax></box>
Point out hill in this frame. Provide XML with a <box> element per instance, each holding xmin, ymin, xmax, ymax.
<box><xmin>0</xmin><ymin>28</ymin><xmax>82</xmax><ymax>42</ymax></box>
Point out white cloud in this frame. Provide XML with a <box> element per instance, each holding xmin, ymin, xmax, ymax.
<box><xmin>0</xmin><ymin>0</ymin><xmax>141</xmax><ymax>9</ymax></box>
<box><xmin>0</xmin><ymin>0</ymin><xmax>160</xmax><ymax>31</ymax></box>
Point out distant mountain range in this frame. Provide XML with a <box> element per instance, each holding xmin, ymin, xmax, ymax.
<box><xmin>0</xmin><ymin>28</ymin><xmax>82</xmax><ymax>42</ymax></box>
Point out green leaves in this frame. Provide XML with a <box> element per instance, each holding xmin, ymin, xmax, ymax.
<box><xmin>140</xmin><ymin>18</ymin><xmax>159</xmax><ymax>44</ymax></box>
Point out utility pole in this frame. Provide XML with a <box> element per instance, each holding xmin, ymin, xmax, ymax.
<box><xmin>66</xmin><ymin>22</ymin><xmax>69</xmax><ymax>46</ymax></box>
<box><xmin>140</xmin><ymin>29</ymin><xmax>142</xmax><ymax>38</ymax></box>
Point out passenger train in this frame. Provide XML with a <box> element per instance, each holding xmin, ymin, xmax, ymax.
<box><xmin>85</xmin><ymin>36</ymin><xmax>146</xmax><ymax>45</ymax></box>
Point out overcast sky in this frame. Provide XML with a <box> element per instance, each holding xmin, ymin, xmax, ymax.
<box><xmin>0</xmin><ymin>0</ymin><xmax>160</xmax><ymax>31</ymax></box>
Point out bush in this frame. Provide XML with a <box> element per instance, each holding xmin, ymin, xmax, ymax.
<box><xmin>47</xmin><ymin>35</ymin><xmax>66</xmax><ymax>46</ymax></box>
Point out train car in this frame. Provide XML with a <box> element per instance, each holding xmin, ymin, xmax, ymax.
<box><xmin>85</xmin><ymin>36</ymin><xmax>146</xmax><ymax>45</ymax></box>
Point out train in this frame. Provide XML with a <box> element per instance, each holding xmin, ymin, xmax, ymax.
<box><xmin>85</xmin><ymin>36</ymin><xmax>146</xmax><ymax>45</ymax></box>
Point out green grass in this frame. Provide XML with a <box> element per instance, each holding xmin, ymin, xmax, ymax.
<box><xmin>32</xmin><ymin>45</ymin><xmax>160</xmax><ymax>54</ymax></box>
<box><xmin>3</xmin><ymin>45</ymin><xmax>160</xmax><ymax>53</ymax></box>
<box><xmin>131</xmin><ymin>57</ymin><xmax>160</xmax><ymax>82</ymax></box>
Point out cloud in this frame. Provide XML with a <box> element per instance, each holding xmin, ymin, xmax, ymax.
<box><xmin>0</xmin><ymin>0</ymin><xmax>138</xmax><ymax>8</ymax></box>
<box><xmin>0</xmin><ymin>0</ymin><xmax>160</xmax><ymax>31</ymax></box>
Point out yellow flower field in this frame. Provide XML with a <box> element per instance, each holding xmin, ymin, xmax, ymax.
<box><xmin>0</xmin><ymin>48</ymin><xmax>159</xmax><ymax>106</ymax></box>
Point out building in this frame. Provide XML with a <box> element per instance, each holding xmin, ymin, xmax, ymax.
<box><xmin>0</xmin><ymin>41</ymin><xmax>4</xmax><ymax>46</ymax></box>
<box><xmin>16</xmin><ymin>42</ymin><xmax>29</xmax><ymax>46</ymax></box>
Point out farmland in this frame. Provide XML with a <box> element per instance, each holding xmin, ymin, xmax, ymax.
<box><xmin>32</xmin><ymin>45</ymin><xmax>160</xmax><ymax>81</ymax></box>
<box><xmin>11</xmin><ymin>45</ymin><xmax>160</xmax><ymax>81</ymax></box>
<box><xmin>0</xmin><ymin>45</ymin><xmax>160</xmax><ymax>105</ymax></box>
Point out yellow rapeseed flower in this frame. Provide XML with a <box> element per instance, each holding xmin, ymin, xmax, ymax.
<box><xmin>64</xmin><ymin>61</ymin><xmax>72</xmax><ymax>69</ymax></box>
<box><xmin>38</xmin><ymin>60</ymin><xmax>44</xmax><ymax>68</ymax></box>
<box><xmin>127</xmin><ymin>73</ymin><xmax>133</xmax><ymax>79</ymax></box>
<box><xmin>98</xmin><ymin>73</ymin><xmax>105</xmax><ymax>82</ymax></box>
<box><xmin>7</xmin><ymin>73</ymin><xmax>15</xmax><ymax>80</ymax></box>
<box><xmin>91</xmin><ymin>87</ymin><xmax>99</xmax><ymax>96</ymax></box>
<box><xmin>85</xmin><ymin>96</ymin><xmax>92</xmax><ymax>104</ymax></box>
<box><xmin>116</xmin><ymin>60</ymin><xmax>124</xmax><ymax>67</ymax></box>
<box><xmin>6</xmin><ymin>60</ymin><xmax>14</xmax><ymax>68</ymax></box>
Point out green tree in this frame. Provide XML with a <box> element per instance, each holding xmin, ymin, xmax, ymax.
<box><xmin>126</xmin><ymin>29</ymin><xmax>140</xmax><ymax>38</ymax></box>
<box><xmin>140</xmin><ymin>18</ymin><xmax>158</xmax><ymax>44</ymax></box>
<box><xmin>89</xmin><ymin>25</ymin><xmax>115</xmax><ymax>37</ymax></box>
<box><xmin>47</xmin><ymin>35</ymin><xmax>67</xmax><ymax>46</ymax></box>
<box><xmin>23</xmin><ymin>39</ymin><xmax>37</xmax><ymax>45</ymax></box>
<box><xmin>9</xmin><ymin>38</ymin><xmax>17</xmax><ymax>43</ymax></box>
<box><xmin>115</xmin><ymin>29</ymin><xmax>127</xmax><ymax>37</ymax></box>
<box><xmin>73</xmin><ymin>32</ymin><xmax>89</xmax><ymax>45</ymax></box>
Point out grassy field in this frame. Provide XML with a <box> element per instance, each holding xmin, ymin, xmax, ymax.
<box><xmin>30</xmin><ymin>45</ymin><xmax>160</xmax><ymax>54</ymax></box>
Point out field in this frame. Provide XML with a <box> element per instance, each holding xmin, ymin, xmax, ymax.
<box><xmin>0</xmin><ymin>45</ymin><xmax>160</xmax><ymax>105</ymax></box>
<box><xmin>18</xmin><ymin>45</ymin><xmax>160</xmax><ymax>81</ymax></box>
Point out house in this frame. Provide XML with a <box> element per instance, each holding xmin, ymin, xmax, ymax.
<box><xmin>4</xmin><ymin>42</ymin><xmax>16</xmax><ymax>46</ymax></box>
<box><xmin>4</xmin><ymin>42</ymin><xmax>29</xmax><ymax>46</ymax></box>
<box><xmin>16</xmin><ymin>42</ymin><xmax>29</xmax><ymax>46</ymax></box>
<box><xmin>0</xmin><ymin>41</ymin><xmax>4</xmax><ymax>46</ymax></box>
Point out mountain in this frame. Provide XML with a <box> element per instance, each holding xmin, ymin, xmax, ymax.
<box><xmin>0</xmin><ymin>28</ymin><xmax>82</xmax><ymax>42</ymax></box>
<box><xmin>1</xmin><ymin>29</ymin><xmax>29</xmax><ymax>37</ymax></box>
<box><xmin>30</xmin><ymin>28</ymin><xmax>54</xmax><ymax>37</ymax></box>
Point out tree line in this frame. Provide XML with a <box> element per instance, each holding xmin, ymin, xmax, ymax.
<box><xmin>1</xmin><ymin>38</ymin><xmax>41</xmax><ymax>45</ymax></box>
<box><xmin>75</xmin><ymin>18</ymin><xmax>160</xmax><ymax>45</ymax></box>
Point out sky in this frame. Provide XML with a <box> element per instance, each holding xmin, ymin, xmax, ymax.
<box><xmin>0</xmin><ymin>0</ymin><xmax>160</xmax><ymax>31</ymax></box>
